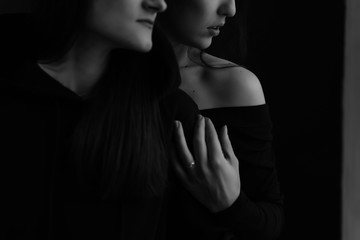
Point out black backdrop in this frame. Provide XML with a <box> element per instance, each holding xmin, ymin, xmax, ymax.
<box><xmin>209</xmin><ymin>0</ymin><xmax>344</xmax><ymax>239</ymax></box>
<box><xmin>0</xmin><ymin>1</ymin><xmax>344</xmax><ymax>239</ymax></box>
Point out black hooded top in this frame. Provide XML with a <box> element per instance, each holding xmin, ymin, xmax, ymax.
<box><xmin>0</xmin><ymin>13</ymin><xmax>199</xmax><ymax>240</ymax></box>
<box><xmin>1</xmin><ymin>13</ymin><xmax>283</xmax><ymax>240</ymax></box>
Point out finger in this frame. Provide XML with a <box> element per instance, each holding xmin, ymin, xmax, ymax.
<box><xmin>173</xmin><ymin>121</ymin><xmax>196</xmax><ymax>173</ymax></box>
<box><xmin>172</xmin><ymin>155</ymin><xmax>192</xmax><ymax>188</ymax></box>
<box><xmin>204</xmin><ymin>117</ymin><xmax>223</xmax><ymax>165</ymax></box>
<box><xmin>193</xmin><ymin>115</ymin><xmax>209</xmax><ymax>174</ymax></box>
<box><xmin>219</xmin><ymin>125</ymin><xmax>237</xmax><ymax>165</ymax></box>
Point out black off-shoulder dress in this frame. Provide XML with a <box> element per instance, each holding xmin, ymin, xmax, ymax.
<box><xmin>167</xmin><ymin>105</ymin><xmax>284</xmax><ymax>240</ymax></box>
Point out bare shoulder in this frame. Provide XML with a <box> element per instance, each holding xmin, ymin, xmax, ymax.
<box><xmin>219</xmin><ymin>65</ymin><xmax>266</xmax><ymax>106</ymax></box>
<box><xmin>201</xmin><ymin>53</ymin><xmax>266</xmax><ymax>107</ymax></box>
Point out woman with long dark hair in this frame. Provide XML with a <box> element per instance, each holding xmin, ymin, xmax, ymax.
<box><xmin>0</xmin><ymin>0</ymin><xmax>200</xmax><ymax>239</ymax></box>
<box><xmin>157</xmin><ymin>0</ymin><xmax>284</xmax><ymax>239</ymax></box>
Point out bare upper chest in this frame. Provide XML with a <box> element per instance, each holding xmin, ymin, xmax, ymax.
<box><xmin>179</xmin><ymin>67</ymin><xmax>228</xmax><ymax>110</ymax></box>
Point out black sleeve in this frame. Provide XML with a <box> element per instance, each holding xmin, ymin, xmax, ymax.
<box><xmin>201</xmin><ymin>105</ymin><xmax>284</xmax><ymax>240</ymax></box>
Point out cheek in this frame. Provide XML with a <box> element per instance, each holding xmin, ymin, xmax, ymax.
<box><xmin>89</xmin><ymin>1</ymin><xmax>134</xmax><ymax>39</ymax></box>
<box><xmin>87</xmin><ymin>1</ymin><xmax>154</xmax><ymax>51</ymax></box>
<box><xmin>94</xmin><ymin>14</ymin><xmax>128</xmax><ymax>39</ymax></box>
<box><xmin>169</xmin><ymin>9</ymin><xmax>204</xmax><ymax>37</ymax></box>
<box><xmin>90</xmin><ymin>15</ymin><xmax>152</xmax><ymax>51</ymax></box>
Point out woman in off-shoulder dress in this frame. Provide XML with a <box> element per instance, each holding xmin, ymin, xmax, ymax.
<box><xmin>157</xmin><ymin>0</ymin><xmax>284</xmax><ymax>239</ymax></box>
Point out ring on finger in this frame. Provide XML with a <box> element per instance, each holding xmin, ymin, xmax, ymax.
<box><xmin>187</xmin><ymin>161</ymin><xmax>196</xmax><ymax>169</ymax></box>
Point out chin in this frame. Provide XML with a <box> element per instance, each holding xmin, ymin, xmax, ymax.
<box><xmin>134</xmin><ymin>34</ymin><xmax>153</xmax><ymax>52</ymax></box>
<box><xmin>200</xmin><ymin>40</ymin><xmax>212</xmax><ymax>50</ymax></box>
<box><xmin>141</xmin><ymin>41</ymin><xmax>153</xmax><ymax>52</ymax></box>
<box><xmin>129</xmin><ymin>39</ymin><xmax>153</xmax><ymax>52</ymax></box>
<box><xmin>112</xmin><ymin>29</ymin><xmax>153</xmax><ymax>52</ymax></box>
<box><xmin>191</xmin><ymin>38</ymin><xmax>212</xmax><ymax>50</ymax></box>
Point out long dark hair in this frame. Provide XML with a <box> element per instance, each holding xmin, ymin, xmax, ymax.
<box><xmin>32</xmin><ymin>0</ymin><xmax>178</xmax><ymax>199</ymax></box>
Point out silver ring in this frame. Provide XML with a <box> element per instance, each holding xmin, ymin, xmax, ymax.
<box><xmin>187</xmin><ymin>161</ymin><xmax>196</xmax><ymax>169</ymax></box>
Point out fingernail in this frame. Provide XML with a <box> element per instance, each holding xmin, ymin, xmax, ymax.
<box><xmin>198</xmin><ymin>114</ymin><xmax>203</xmax><ymax>120</ymax></box>
<box><xmin>174</xmin><ymin>120</ymin><xmax>180</xmax><ymax>128</ymax></box>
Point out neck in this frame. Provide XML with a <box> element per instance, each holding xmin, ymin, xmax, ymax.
<box><xmin>169</xmin><ymin>40</ymin><xmax>197</xmax><ymax>68</ymax></box>
<box><xmin>39</xmin><ymin>33</ymin><xmax>112</xmax><ymax>96</ymax></box>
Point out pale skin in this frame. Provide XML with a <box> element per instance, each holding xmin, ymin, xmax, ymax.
<box><xmin>38</xmin><ymin>0</ymin><xmax>167</xmax><ymax>96</ymax></box>
<box><xmin>173</xmin><ymin>116</ymin><xmax>240</xmax><ymax>212</ymax></box>
<box><xmin>159</xmin><ymin>0</ymin><xmax>265</xmax><ymax>212</ymax></box>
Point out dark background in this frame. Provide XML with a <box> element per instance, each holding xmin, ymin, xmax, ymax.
<box><xmin>210</xmin><ymin>0</ymin><xmax>344</xmax><ymax>239</ymax></box>
<box><xmin>0</xmin><ymin>0</ymin><xmax>31</xmax><ymax>13</ymax></box>
<box><xmin>0</xmin><ymin>1</ymin><xmax>344</xmax><ymax>239</ymax></box>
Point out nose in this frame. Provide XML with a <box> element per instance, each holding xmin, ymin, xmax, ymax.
<box><xmin>218</xmin><ymin>0</ymin><xmax>236</xmax><ymax>17</ymax></box>
<box><xmin>143</xmin><ymin>0</ymin><xmax>167</xmax><ymax>13</ymax></box>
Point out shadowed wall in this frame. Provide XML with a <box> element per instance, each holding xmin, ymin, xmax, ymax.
<box><xmin>342</xmin><ymin>0</ymin><xmax>360</xmax><ymax>239</ymax></box>
<box><xmin>209</xmin><ymin>0</ymin><xmax>344</xmax><ymax>239</ymax></box>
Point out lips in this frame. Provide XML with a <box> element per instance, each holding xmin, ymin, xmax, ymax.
<box><xmin>207</xmin><ymin>23</ymin><xmax>224</xmax><ymax>36</ymax></box>
<box><xmin>207</xmin><ymin>23</ymin><xmax>225</xmax><ymax>30</ymax></box>
<box><xmin>137</xmin><ymin>19</ymin><xmax>155</xmax><ymax>29</ymax></box>
<box><xmin>208</xmin><ymin>28</ymin><xmax>220</xmax><ymax>36</ymax></box>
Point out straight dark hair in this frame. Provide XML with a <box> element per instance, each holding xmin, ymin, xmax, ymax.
<box><xmin>32</xmin><ymin>0</ymin><xmax>179</xmax><ymax>199</ymax></box>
